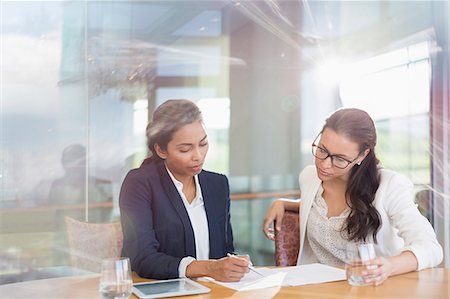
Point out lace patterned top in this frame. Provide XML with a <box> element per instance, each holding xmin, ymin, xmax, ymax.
<box><xmin>306</xmin><ymin>184</ymin><xmax>351</xmax><ymax>266</ymax></box>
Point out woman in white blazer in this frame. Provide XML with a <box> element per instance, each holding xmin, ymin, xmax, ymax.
<box><xmin>263</xmin><ymin>108</ymin><xmax>443</xmax><ymax>286</ymax></box>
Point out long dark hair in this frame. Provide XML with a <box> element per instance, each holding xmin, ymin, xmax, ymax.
<box><xmin>323</xmin><ymin>108</ymin><xmax>381</xmax><ymax>243</ymax></box>
<box><xmin>142</xmin><ymin>99</ymin><xmax>203</xmax><ymax>165</ymax></box>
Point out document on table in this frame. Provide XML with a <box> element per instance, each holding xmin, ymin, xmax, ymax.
<box><xmin>204</xmin><ymin>270</ymin><xmax>287</xmax><ymax>291</ymax></box>
<box><xmin>206</xmin><ymin>263</ymin><xmax>345</xmax><ymax>291</ymax></box>
<box><xmin>277</xmin><ymin>263</ymin><xmax>346</xmax><ymax>286</ymax></box>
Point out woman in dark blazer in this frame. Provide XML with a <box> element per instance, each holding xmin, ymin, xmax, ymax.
<box><xmin>119</xmin><ymin>99</ymin><xmax>248</xmax><ymax>281</ymax></box>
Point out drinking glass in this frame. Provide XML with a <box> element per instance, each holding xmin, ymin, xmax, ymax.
<box><xmin>99</xmin><ymin>257</ymin><xmax>133</xmax><ymax>299</ymax></box>
<box><xmin>345</xmin><ymin>242</ymin><xmax>376</xmax><ymax>286</ymax></box>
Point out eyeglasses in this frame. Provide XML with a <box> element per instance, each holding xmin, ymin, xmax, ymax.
<box><xmin>311</xmin><ymin>133</ymin><xmax>360</xmax><ymax>169</ymax></box>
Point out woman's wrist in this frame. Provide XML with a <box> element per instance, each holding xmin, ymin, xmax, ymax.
<box><xmin>389</xmin><ymin>251</ymin><xmax>418</xmax><ymax>276</ymax></box>
<box><xmin>186</xmin><ymin>260</ymin><xmax>213</xmax><ymax>278</ymax></box>
<box><xmin>273</xmin><ymin>199</ymin><xmax>284</xmax><ymax>210</ymax></box>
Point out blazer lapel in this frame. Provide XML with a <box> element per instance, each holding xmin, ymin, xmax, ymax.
<box><xmin>199</xmin><ymin>172</ymin><xmax>220</xmax><ymax>258</ymax></box>
<box><xmin>298</xmin><ymin>166</ymin><xmax>322</xmax><ymax>264</ymax></box>
<box><xmin>157</xmin><ymin>162</ymin><xmax>196</xmax><ymax>258</ymax></box>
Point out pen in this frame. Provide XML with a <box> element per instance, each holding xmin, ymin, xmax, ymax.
<box><xmin>227</xmin><ymin>253</ymin><xmax>265</xmax><ymax>277</ymax></box>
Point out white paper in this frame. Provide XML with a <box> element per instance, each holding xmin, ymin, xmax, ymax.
<box><xmin>206</xmin><ymin>263</ymin><xmax>345</xmax><ymax>291</ymax></box>
<box><xmin>205</xmin><ymin>271</ymin><xmax>286</xmax><ymax>291</ymax></box>
<box><xmin>274</xmin><ymin>263</ymin><xmax>346</xmax><ymax>286</ymax></box>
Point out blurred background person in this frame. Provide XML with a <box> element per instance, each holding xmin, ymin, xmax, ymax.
<box><xmin>47</xmin><ymin>144</ymin><xmax>112</xmax><ymax>206</ymax></box>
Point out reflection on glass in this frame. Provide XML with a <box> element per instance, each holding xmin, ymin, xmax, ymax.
<box><xmin>47</xmin><ymin>144</ymin><xmax>112</xmax><ymax>206</ymax></box>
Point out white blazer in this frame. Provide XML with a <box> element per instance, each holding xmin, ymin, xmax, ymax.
<box><xmin>296</xmin><ymin>165</ymin><xmax>443</xmax><ymax>270</ymax></box>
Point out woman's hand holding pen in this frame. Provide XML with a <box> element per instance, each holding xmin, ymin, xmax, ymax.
<box><xmin>186</xmin><ymin>255</ymin><xmax>249</xmax><ymax>282</ymax></box>
<box><xmin>208</xmin><ymin>255</ymin><xmax>249</xmax><ymax>282</ymax></box>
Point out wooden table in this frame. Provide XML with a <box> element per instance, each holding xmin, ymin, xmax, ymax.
<box><xmin>0</xmin><ymin>268</ymin><xmax>448</xmax><ymax>298</ymax></box>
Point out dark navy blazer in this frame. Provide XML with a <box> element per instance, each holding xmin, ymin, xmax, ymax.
<box><xmin>119</xmin><ymin>160</ymin><xmax>234</xmax><ymax>279</ymax></box>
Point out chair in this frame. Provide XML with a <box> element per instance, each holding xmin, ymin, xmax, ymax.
<box><xmin>274</xmin><ymin>210</ymin><xmax>300</xmax><ymax>266</ymax></box>
<box><xmin>64</xmin><ymin>216</ymin><xmax>123</xmax><ymax>273</ymax></box>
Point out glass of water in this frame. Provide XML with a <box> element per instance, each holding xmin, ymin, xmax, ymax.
<box><xmin>345</xmin><ymin>242</ymin><xmax>376</xmax><ymax>286</ymax></box>
<box><xmin>99</xmin><ymin>257</ymin><xmax>133</xmax><ymax>299</ymax></box>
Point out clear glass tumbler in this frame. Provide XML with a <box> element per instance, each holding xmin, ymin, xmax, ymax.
<box><xmin>345</xmin><ymin>242</ymin><xmax>376</xmax><ymax>286</ymax></box>
<box><xmin>99</xmin><ymin>257</ymin><xmax>133</xmax><ymax>299</ymax></box>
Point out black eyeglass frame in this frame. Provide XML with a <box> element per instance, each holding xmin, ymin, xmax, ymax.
<box><xmin>311</xmin><ymin>132</ymin><xmax>361</xmax><ymax>169</ymax></box>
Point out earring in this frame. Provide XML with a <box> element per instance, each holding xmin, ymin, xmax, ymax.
<box><xmin>357</xmin><ymin>161</ymin><xmax>362</xmax><ymax>165</ymax></box>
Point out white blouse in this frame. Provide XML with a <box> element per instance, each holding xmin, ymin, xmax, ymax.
<box><xmin>306</xmin><ymin>185</ymin><xmax>352</xmax><ymax>266</ymax></box>
<box><xmin>166</xmin><ymin>167</ymin><xmax>210</xmax><ymax>277</ymax></box>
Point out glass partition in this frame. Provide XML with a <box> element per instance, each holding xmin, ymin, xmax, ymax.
<box><xmin>1</xmin><ymin>0</ymin><xmax>449</xmax><ymax>283</ymax></box>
